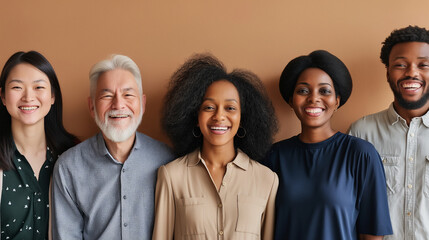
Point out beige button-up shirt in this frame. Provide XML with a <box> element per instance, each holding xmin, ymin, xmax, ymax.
<box><xmin>349</xmin><ymin>103</ymin><xmax>429</xmax><ymax>240</ymax></box>
<box><xmin>152</xmin><ymin>149</ymin><xmax>278</xmax><ymax>240</ymax></box>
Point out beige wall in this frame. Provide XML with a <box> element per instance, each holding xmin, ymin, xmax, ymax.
<box><xmin>1</xmin><ymin>1</ymin><xmax>428</xmax><ymax>144</ymax></box>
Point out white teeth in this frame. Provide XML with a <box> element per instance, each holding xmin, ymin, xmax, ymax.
<box><xmin>305</xmin><ymin>108</ymin><xmax>322</xmax><ymax>113</ymax></box>
<box><xmin>110</xmin><ymin>114</ymin><xmax>129</xmax><ymax>118</ymax></box>
<box><xmin>402</xmin><ymin>83</ymin><xmax>421</xmax><ymax>89</ymax></box>
<box><xmin>211</xmin><ymin>126</ymin><xmax>228</xmax><ymax>131</ymax></box>
<box><xmin>20</xmin><ymin>106</ymin><xmax>38</xmax><ymax>110</ymax></box>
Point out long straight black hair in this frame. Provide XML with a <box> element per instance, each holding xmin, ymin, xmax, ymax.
<box><xmin>0</xmin><ymin>51</ymin><xmax>79</xmax><ymax>170</ymax></box>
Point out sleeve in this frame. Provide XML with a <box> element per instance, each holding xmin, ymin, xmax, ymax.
<box><xmin>51</xmin><ymin>161</ymin><xmax>84</xmax><ymax>240</ymax></box>
<box><xmin>261</xmin><ymin>171</ymin><xmax>279</xmax><ymax>240</ymax></box>
<box><xmin>152</xmin><ymin>165</ymin><xmax>175</xmax><ymax>240</ymax></box>
<box><xmin>356</xmin><ymin>145</ymin><xmax>393</xmax><ymax>236</ymax></box>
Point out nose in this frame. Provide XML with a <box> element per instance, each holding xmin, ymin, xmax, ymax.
<box><xmin>22</xmin><ymin>88</ymin><xmax>35</xmax><ymax>102</ymax></box>
<box><xmin>212</xmin><ymin>108</ymin><xmax>225</xmax><ymax>121</ymax></box>
<box><xmin>307</xmin><ymin>91</ymin><xmax>320</xmax><ymax>103</ymax></box>
<box><xmin>406</xmin><ymin>64</ymin><xmax>419</xmax><ymax>78</ymax></box>
<box><xmin>111</xmin><ymin>95</ymin><xmax>125</xmax><ymax>109</ymax></box>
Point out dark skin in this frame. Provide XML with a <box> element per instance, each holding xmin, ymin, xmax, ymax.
<box><xmin>290</xmin><ymin>68</ymin><xmax>383</xmax><ymax>240</ymax></box>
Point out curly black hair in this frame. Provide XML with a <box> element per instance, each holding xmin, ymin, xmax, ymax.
<box><xmin>380</xmin><ymin>25</ymin><xmax>429</xmax><ymax>67</ymax></box>
<box><xmin>162</xmin><ymin>53</ymin><xmax>278</xmax><ymax>161</ymax></box>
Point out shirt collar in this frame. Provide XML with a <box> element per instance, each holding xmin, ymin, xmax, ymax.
<box><xmin>96</xmin><ymin>132</ymin><xmax>140</xmax><ymax>163</ymax></box>
<box><xmin>387</xmin><ymin>103</ymin><xmax>429</xmax><ymax>128</ymax></box>
<box><xmin>387</xmin><ymin>103</ymin><xmax>407</xmax><ymax>126</ymax></box>
<box><xmin>188</xmin><ymin>148</ymin><xmax>250</xmax><ymax>171</ymax></box>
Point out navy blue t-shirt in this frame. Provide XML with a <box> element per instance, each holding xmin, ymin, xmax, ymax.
<box><xmin>265</xmin><ymin>132</ymin><xmax>392</xmax><ymax>240</ymax></box>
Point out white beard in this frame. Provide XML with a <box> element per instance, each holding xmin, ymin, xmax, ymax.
<box><xmin>94</xmin><ymin>106</ymin><xmax>143</xmax><ymax>143</ymax></box>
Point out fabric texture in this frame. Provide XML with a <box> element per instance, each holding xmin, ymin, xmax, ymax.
<box><xmin>264</xmin><ymin>132</ymin><xmax>393</xmax><ymax>240</ymax></box>
<box><xmin>1</xmin><ymin>146</ymin><xmax>53</xmax><ymax>240</ymax></box>
<box><xmin>349</xmin><ymin>103</ymin><xmax>429</xmax><ymax>240</ymax></box>
<box><xmin>52</xmin><ymin>132</ymin><xmax>174</xmax><ymax>240</ymax></box>
<box><xmin>152</xmin><ymin>149</ymin><xmax>278</xmax><ymax>240</ymax></box>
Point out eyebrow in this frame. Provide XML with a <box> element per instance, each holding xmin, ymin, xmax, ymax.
<box><xmin>99</xmin><ymin>87</ymin><xmax>138</xmax><ymax>93</ymax></box>
<box><xmin>393</xmin><ymin>56</ymin><xmax>429</xmax><ymax>60</ymax></box>
<box><xmin>203</xmin><ymin>97</ymin><xmax>239</xmax><ymax>103</ymax></box>
<box><xmin>7</xmin><ymin>79</ymin><xmax>48</xmax><ymax>85</ymax></box>
<box><xmin>296</xmin><ymin>82</ymin><xmax>332</xmax><ymax>86</ymax></box>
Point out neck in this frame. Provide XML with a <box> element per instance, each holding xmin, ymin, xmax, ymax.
<box><xmin>102</xmin><ymin>133</ymin><xmax>136</xmax><ymax>163</ymax></box>
<box><xmin>11</xmin><ymin>120</ymin><xmax>47</xmax><ymax>155</ymax></box>
<box><xmin>393</xmin><ymin>100</ymin><xmax>429</xmax><ymax>125</ymax></box>
<box><xmin>299</xmin><ymin>124</ymin><xmax>337</xmax><ymax>143</ymax></box>
<box><xmin>200</xmin><ymin>142</ymin><xmax>236</xmax><ymax>167</ymax></box>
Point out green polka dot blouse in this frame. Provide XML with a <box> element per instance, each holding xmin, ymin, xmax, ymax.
<box><xmin>1</xmin><ymin>146</ymin><xmax>53</xmax><ymax>240</ymax></box>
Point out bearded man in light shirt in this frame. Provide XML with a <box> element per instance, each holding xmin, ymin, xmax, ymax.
<box><xmin>349</xmin><ymin>26</ymin><xmax>429</xmax><ymax>240</ymax></box>
<box><xmin>51</xmin><ymin>54</ymin><xmax>174</xmax><ymax>240</ymax></box>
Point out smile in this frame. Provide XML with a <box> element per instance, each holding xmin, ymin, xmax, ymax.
<box><xmin>109</xmin><ymin>114</ymin><xmax>130</xmax><ymax>118</ymax></box>
<box><xmin>401</xmin><ymin>82</ymin><xmax>422</xmax><ymax>90</ymax></box>
<box><xmin>19</xmin><ymin>106</ymin><xmax>38</xmax><ymax>111</ymax></box>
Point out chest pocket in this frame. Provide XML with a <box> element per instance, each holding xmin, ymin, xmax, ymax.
<box><xmin>236</xmin><ymin>194</ymin><xmax>266</xmax><ymax>236</ymax></box>
<box><xmin>381</xmin><ymin>155</ymin><xmax>400</xmax><ymax>195</ymax></box>
<box><xmin>180</xmin><ymin>197</ymin><xmax>206</xmax><ymax>239</ymax></box>
<box><xmin>424</xmin><ymin>156</ymin><xmax>429</xmax><ymax>198</ymax></box>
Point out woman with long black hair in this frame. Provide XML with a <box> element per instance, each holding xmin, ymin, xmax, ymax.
<box><xmin>0</xmin><ymin>51</ymin><xmax>78</xmax><ymax>240</ymax></box>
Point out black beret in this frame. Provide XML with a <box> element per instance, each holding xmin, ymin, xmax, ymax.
<box><xmin>279</xmin><ymin>50</ymin><xmax>352</xmax><ymax>108</ymax></box>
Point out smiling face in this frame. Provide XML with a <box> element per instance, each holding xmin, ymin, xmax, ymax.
<box><xmin>290</xmin><ymin>68</ymin><xmax>339</xmax><ymax>131</ymax></box>
<box><xmin>1</xmin><ymin>63</ymin><xmax>54</xmax><ymax>128</ymax></box>
<box><xmin>387</xmin><ymin>41</ymin><xmax>429</xmax><ymax>110</ymax></box>
<box><xmin>198</xmin><ymin>80</ymin><xmax>241</xmax><ymax>150</ymax></box>
<box><xmin>89</xmin><ymin>68</ymin><xmax>145</xmax><ymax>143</ymax></box>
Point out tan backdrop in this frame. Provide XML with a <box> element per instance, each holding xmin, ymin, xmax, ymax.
<box><xmin>1</xmin><ymin>0</ymin><xmax>428</xmax><ymax>144</ymax></box>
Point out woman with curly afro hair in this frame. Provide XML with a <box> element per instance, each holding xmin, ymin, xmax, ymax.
<box><xmin>152</xmin><ymin>53</ymin><xmax>278</xmax><ymax>240</ymax></box>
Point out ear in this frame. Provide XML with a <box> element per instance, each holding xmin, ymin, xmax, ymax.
<box><xmin>141</xmin><ymin>94</ymin><xmax>146</xmax><ymax>116</ymax></box>
<box><xmin>0</xmin><ymin>88</ymin><xmax>4</xmax><ymax>106</ymax></box>
<box><xmin>51</xmin><ymin>92</ymin><xmax>55</xmax><ymax>105</ymax></box>
<box><xmin>88</xmin><ymin>97</ymin><xmax>95</xmax><ymax>119</ymax></box>
<box><xmin>336</xmin><ymin>96</ymin><xmax>340</xmax><ymax>109</ymax></box>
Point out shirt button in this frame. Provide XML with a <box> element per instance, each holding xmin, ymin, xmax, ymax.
<box><xmin>408</xmin><ymin>184</ymin><xmax>413</xmax><ymax>189</ymax></box>
<box><xmin>407</xmin><ymin>212</ymin><xmax>412</xmax><ymax>216</ymax></box>
<box><xmin>410</xmin><ymin>133</ymin><xmax>414</xmax><ymax>137</ymax></box>
<box><xmin>124</xmin><ymin>223</ymin><xmax>128</xmax><ymax>227</ymax></box>
<box><xmin>382</xmin><ymin>159</ymin><xmax>387</xmax><ymax>163</ymax></box>
<box><xmin>409</xmin><ymin>157</ymin><xmax>414</xmax><ymax>161</ymax></box>
<box><xmin>221</xmin><ymin>182</ymin><xmax>225</xmax><ymax>186</ymax></box>
<box><xmin>122</xmin><ymin>168</ymin><xmax>126</xmax><ymax>173</ymax></box>
<box><xmin>218</xmin><ymin>203</ymin><xmax>222</xmax><ymax>208</ymax></box>
<box><xmin>219</xmin><ymin>230</ymin><xmax>224</xmax><ymax>235</ymax></box>
<box><xmin>123</xmin><ymin>195</ymin><xmax>127</xmax><ymax>199</ymax></box>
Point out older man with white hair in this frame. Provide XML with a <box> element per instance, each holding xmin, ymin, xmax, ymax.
<box><xmin>52</xmin><ymin>54</ymin><xmax>174</xmax><ymax>240</ymax></box>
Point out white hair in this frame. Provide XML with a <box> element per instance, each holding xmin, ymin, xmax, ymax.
<box><xmin>89</xmin><ymin>54</ymin><xmax>143</xmax><ymax>98</ymax></box>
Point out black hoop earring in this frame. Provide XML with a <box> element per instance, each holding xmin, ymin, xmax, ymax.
<box><xmin>192</xmin><ymin>127</ymin><xmax>201</xmax><ymax>138</ymax></box>
<box><xmin>236</xmin><ymin>126</ymin><xmax>246</xmax><ymax>138</ymax></box>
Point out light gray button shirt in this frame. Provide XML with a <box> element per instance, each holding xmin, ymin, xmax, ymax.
<box><xmin>52</xmin><ymin>132</ymin><xmax>174</xmax><ymax>240</ymax></box>
<box><xmin>349</xmin><ymin>103</ymin><xmax>429</xmax><ymax>240</ymax></box>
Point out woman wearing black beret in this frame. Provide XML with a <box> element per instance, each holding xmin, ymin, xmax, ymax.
<box><xmin>264</xmin><ymin>50</ymin><xmax>393</xmax><ymax>240</ymax></box>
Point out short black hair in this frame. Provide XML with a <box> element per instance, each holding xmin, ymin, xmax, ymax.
<box><xmin>380</xmin><ymin>25</ymin><xmax>429</xmax><ymax>67</ymax></box>
<box><xmin>279</xmin><ymin>50</ymin><xmax>352</xmax><ymax>108</ymax></box>
<box><xmin>162</xmin><ymin>53</ymin><xmax>278</xmax><ymax>161</ymax></box>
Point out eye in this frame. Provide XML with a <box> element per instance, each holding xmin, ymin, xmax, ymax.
<box><xmin>226</xmin><ymin>106</ymin><xmax>237</xmax><ymax>111</ymax></box>
<box><xmin>419</xmin><ymin>62</ymin><xmax>429</xmax><ymax>68</ymax></box>
<box><xmin>296</xmin><ymin>88</ymin><xmax>309</xmax><ymax>95</ymax></box>
<box><xmin>319</xmin><ymin>88</ymin><xmax>332</xmax><ymax>95</ymax></box>
<box><xmin>101</xmin><ymin>94</ymin><xmax>113</xmax><ymax>99</ymax></box>
<box><xmin>35</xmin><ymin>86</ymin><xmax>46</xmax><ymax>90</ymax></box>
<box><xmin>11</xmin><ymin>86</ymin><xmax>22</xmax><ymax>90</ymax></box>
<box><xmin>393</xmin><ymin>63</ymin><xmax>406</xmax><ymax>68</ymax></box>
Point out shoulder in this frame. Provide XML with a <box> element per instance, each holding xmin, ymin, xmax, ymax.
<box><xmin>55</xmin><ymin>135</ymin><xmax>98</xmax><ymax>168</ymax></box>
<box><xmin>336</xmin><ymin>133</ymin><xmax>378</xmax><ymax>154</ymax></box>
<box><xmin>349</xmin><ymin>108</ymin><xmax>389</xmax><ymax>131</ymax></box>
<box><xmin>135</xmin><ymin>132</ymin><xmax>175</xmax><ymax>162</ymax></box>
